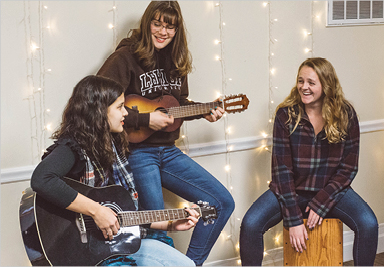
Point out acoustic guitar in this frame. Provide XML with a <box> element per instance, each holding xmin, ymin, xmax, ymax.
<box><xmin>125</xmin><ymin>94</ymin><xmax>249</xmax><ymax>143</ymax></box>
<box><xmin>19</xmin><ymin>177</ymin><xmax>217</xmax><ymax>266</ymax></box>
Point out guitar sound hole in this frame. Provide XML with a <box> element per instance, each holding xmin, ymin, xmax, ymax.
<box><xmin>155</xmin><ymin>107</ymin><xmax>168</xmax><ymax>114</ymax></box>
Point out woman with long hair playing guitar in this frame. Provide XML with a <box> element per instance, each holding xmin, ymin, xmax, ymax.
<box><xmin>97</xmin><ymin>2</ymin><xmax>235</xmax><ymax>265</ymax></box>
<box><xmin>29</xmin><ymin>75</ymin><xmax>199</xmax><ymax>266</ymax></box>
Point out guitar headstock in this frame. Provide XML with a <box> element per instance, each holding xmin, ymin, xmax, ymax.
<box><xmin>196</xmin><ymin>200</ymin><xmax>217</xmax><ymax>225</ymax></box>
<box><xmin>222</xmin><ymin>94</ymin><xmax>249</xmax><ymax>114</ymax></box>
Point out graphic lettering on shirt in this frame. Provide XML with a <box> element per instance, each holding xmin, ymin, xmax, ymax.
<box><xmin>139</xmin><ymin>69</ymin><xmax>182</xmax><ymax>96</ymax></box>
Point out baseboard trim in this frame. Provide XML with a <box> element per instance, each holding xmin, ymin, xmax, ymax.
<box><xmin>180</xmin><ymin>119</ymin><xmax>384</xmax><ymax>158</ymax></box>
<box><xmin>1</xmin><ymin>119</ymin><xmax>383</xmax><ymax>183</ymax></box>
<box><xmin>0</xmin><ymin>165</ymin><xmax>35</xmax><ymax>184</ymax></box>
<box><xmin>204</xmin><ymin>223</ymin><xmax>384</xmax><ymax>266</ymax></box>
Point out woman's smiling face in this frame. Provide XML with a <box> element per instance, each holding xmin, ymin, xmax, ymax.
<box><xmin>150</xmin><ymin>16</ymin><xmax>177</xmax><ymax>50</ymax></box>
<box><xmin>297</xmin><ymin>66</ymin><xmax>324</xmax><ymax>108</ymax></box>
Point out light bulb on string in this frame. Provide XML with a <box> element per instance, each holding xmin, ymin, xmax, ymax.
<box><xmin>225</xmin><ymin>165</ymin><xmax>231</xmax><ymax>172</ymax></box>
<box><xmin>109</xmin><ymin>24</ymin><xmax>114</xmax><ymax>29</ymax></box>
<box><xmin>31</xmin><ymin>43</ymin><xmax>40</xmax><ymax>52</ymax></box>
<box><xmin>263</xmin><ymin>2</ymin><xmax>268</xmax><ymax>7</ymax></box>
<box><xmin>214</xmin><ymin>39</ymin><xmax>221</xmax><ymax>45</ymax></box>
<box><xmin>305</xmin><ymin>48</ymin><xmax>312</xmax><ymax>53</ymax></box>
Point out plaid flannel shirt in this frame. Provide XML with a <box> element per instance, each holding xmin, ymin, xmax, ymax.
<box><xmin>269</xmin><ymin>106</ymin><xmax>359</xmax><ymax>228</ymax></box>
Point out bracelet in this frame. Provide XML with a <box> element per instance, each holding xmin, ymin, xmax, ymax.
<box><xmin>167</xmin><ymin>220</ymin><xmax>173</xmax><ymax>231</ymax></box>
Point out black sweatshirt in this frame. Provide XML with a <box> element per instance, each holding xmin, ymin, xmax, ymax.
<box><xmin>97</xmin><ymin>38</ymin><xmax>203</xmax><ymax>146</ymax></box>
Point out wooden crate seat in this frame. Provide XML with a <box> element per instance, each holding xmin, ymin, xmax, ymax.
<box><xmin>283</xmin><ymin>218</ymin><xmax>343</xmax><ymax>266</ymax></box>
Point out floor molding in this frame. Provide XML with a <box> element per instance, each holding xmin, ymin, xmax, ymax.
<box><xmin>181</xmin><ymin>118</ymin><xmax>384</xmax><ymax>158</ymax></box>
<box><xmin>1</xmin><ymin>119</ymin><xmax>384</xmax><ymax>183</ymax></box>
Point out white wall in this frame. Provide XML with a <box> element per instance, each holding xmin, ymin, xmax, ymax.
<box><xmin>1</xmin><ymin>1</ymin><xmax>384</xmax><ymax>266</ymax></box>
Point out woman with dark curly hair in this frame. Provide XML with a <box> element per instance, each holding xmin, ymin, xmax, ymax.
<box><xmin>239</xmin><ymin>58</ymin><xmax>378</xmax><ymax>266</ymax></box>
<box><xmin>31</xmin><ymin>75</ymin><xmax>198</xmax><ymax>266</ymax></box>
<box><xmin>97</xmin><ymin>1</ymin><xmax>234</xmax><ymax>265</ymax></box>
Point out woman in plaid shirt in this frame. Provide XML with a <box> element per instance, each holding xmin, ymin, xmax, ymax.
<box><xmin>239</xmin><ymin>58</ymin><xmax>378</xmax><ymax>266</ymax></box>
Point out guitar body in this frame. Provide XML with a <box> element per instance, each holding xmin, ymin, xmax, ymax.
<box><xmin>20</xmin><ymin>178</ymin><xmax>141</xmax><ymax>266</ymax></box>
<box><xmin>125</xmin><ymin>95</ymin><xmax>183</xmax><ymax>143</ymax></box>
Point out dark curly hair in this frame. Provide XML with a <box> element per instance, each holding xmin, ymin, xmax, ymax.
<box><xmin>52</xmin><ymin>75</ymin><xmax>129</xmax><ymax>170</ymax></box>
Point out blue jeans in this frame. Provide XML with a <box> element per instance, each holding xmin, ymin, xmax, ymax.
<box><xmin>100</xmin><ymin>239</ymin><xmax>195</xmax><ymax>266</ymax></box>
<box><xmin>240</xmin><ymin>189</ymin><xmax>378</xmax><ymax>266</ymax></box>
<box><xmin>128</xmin><ymin>145</ymin><xmax>235</xmax><ymax>265</ymax></box>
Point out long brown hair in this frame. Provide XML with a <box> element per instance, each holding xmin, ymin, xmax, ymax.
<box><xmin>129</xmin><ymin>1</ymin><xmax>192</xmax><ymax>77</ymax></box>
<box><xmin>52</xmin><ymin>75</ymin><xmax>129</xmax><ymax>169</ymax></box>
<box><xmin>276</xmin><ymin>57</ymin><xmax>354</xmax><ymax>143</ymax></box>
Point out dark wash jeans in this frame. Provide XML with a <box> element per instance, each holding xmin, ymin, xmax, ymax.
<box><xmin>240</xmin><ymin>188</ymin><xmax>378</xmax><ymax>266</ymax></box>
<box><xmin>128</xmin><ymin>144</ymin><xmax>235</xmax><ymax>266</ymax></box>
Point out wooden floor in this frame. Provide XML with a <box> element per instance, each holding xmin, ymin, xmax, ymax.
<box><xmin>344</xmin><ymin>252</ymin><xmax>384</xmax><ymax>266</ymax></box>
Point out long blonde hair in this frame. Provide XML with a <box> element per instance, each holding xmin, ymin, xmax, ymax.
<box><xmin>276</xmin><ymin>57</ymin><xmax>354</xmax><ymax>143</ymax></box>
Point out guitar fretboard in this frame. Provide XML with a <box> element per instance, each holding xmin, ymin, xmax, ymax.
<box><xmin>118</xmin><ymin>207</ymin><xmax>201</xmax><ymax>227</ymax></box>
<box><xmin>166</xmin><ymin>101</ymin><xmax>223</xmax><ymax>119</ymax></box>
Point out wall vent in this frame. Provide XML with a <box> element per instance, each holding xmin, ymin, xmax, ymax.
<box><xmin>327</xmin><ymin>0</ymin><xmax>384</xmax><ymax>26</ymax></box>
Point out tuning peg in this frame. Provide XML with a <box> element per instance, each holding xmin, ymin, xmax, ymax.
<box><xmin>204</xmin><ymin>220</ymin><xmax>214</xmax><ymax>226</ymax></box>
<box><xmin>197</xmin><ymin>200</ymin><xmax>203</xmax><ymax>205</ymax></box>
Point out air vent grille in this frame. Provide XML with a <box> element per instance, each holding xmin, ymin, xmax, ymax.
<box><xmin>328</xmin><ymin>0</ymin><xmax>384</xmax><ymax>26</ymax></box>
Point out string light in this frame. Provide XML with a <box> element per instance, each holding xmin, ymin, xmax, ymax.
<box><xmin>23</xmin><ymin>1</ymin><xmax>51</xmax><ymax>163</ymax></box>
<box><xmin>31</xmin><ymin>43</ymin><xmax>39</xmax><ymax>51</ymax></box>
<box><xmin>108</xmin><ymin>1</ymin><xmax>118</xmax><ymax>49</ymax></box>
<box><xmin>216</xmin><ymin>1</ymin><xmax>237</xmax><ymax>254</ymax></box>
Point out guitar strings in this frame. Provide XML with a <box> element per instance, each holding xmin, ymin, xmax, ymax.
<box><xmin>81</xmin><ymin>207</ymin><xmax>201</xmax><ymax>231</ymax></box>
<box><xmin>131</xmin><ymin>102</ymin><xmax>222</xmax><ymax>118</ymax></box>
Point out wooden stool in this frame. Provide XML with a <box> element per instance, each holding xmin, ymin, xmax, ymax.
<box><xmin>283</xmin><ymin>218</ymin><xmax>343</xmax><ymax>266</ymax></box>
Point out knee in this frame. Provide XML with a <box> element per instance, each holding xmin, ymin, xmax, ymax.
<box><xmin>217</xmin><ymin>192</ymin><xmax>235</xmax><ymax>218</ymax></box>
<box><xmin>240</xmin><ymin>211</ymin><xmax>262</xmax><ymax>234</ymax></box>
<box><xmin>362</xmin><ymin>213</ymin><xmax>378</xmax><ymax>234</ymax></box>
<box><xmin>353</xmin><ymin>211</ymin><xmax>378</xmax><ymax>236</ymax></box>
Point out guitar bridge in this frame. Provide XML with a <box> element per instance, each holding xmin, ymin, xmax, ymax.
<box><xmin>75</xmin><ymin>213</ymin><xmax>88</xmax><ymax>243</ymax></box>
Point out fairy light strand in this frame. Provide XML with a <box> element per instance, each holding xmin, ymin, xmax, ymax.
<box><xmin>267</xmin><ymin>1</ymin><xmax>275</xmax><ymax>139</ymax></box>
<box><xmin>217</xmin><ymin>1</ymin><xmax>237</xmax><ymax>253</ymax></box>
<box><xmin>39</xmin><ymin>1</ymin><xmax>48</xmax><ymax>151</ymax></box>
<box><xmin>24</xmin><ymin>1</ymin><xmax>40</xmax><ymax>163</ymax></box>
<box><xmin>111</xmin><ymin>1</ymin><xmax>118</xmax><ymax>49</ymax></box>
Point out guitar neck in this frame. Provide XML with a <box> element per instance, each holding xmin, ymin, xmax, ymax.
<box><xmin>167</xmin><ymin>101</ymin><xmax>222</xmax><ymax>119</ymax></box>
<box><xmin>118</xmin><ymin>207</ymin><xmax>200</xmax><ymax>227</ymax></box>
